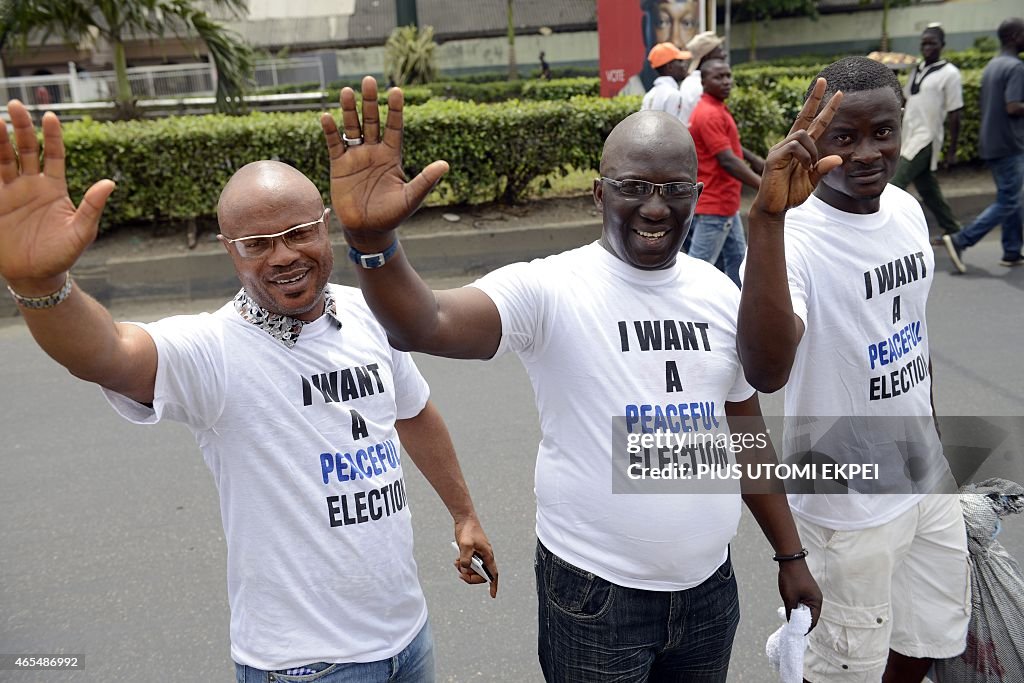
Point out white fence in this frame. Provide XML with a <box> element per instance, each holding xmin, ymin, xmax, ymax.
<box><xmin>0</xmin><ymin>57</ymin><xmax>325</xmax><ymax>105</ymax></box>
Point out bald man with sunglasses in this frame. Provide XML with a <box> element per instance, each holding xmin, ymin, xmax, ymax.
<box><xmin>0</xmin><ymin>101</ymin><xmax>498</xmax><ymax>682</ymax></box>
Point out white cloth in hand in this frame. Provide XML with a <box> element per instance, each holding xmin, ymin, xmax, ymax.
<box><xmin>765</xmin><ymin>604</ymin><xmax>811</xmax><ymax>683</ymax></box>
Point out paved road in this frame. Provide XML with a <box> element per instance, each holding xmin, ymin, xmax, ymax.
<box><xmin>2</xmin><ymin>242</ymin><xmax>1023</xmax><ymax>682</ymax></box>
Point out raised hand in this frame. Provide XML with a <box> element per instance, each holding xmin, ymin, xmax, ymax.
<box><xmin>320</xmin><ymin>76</ymin><xmax>449</xmax><ymax>250</ymax></box>
<box><xmin>0</xmin><ymin>101</ymin><xmax>115</xmax><ymax>292</ymax></box>
<box><xmin>752</xmin><ymin>78</ymin><xmax>844</xmax><ymax>218</ymax></box>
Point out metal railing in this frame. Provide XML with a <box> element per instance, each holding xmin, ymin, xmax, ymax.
<box><xmin>0</xmin><ymin>57</ymin><xmax>325</xmax><ymax>105</ymax></box>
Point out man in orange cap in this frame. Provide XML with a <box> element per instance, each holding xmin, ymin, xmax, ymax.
<box><xmin>640</xmin><ymin>42</ymin><xmax>692</xmax><ymax>122</ymax></box>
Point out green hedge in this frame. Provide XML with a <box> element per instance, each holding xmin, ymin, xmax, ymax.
<box><xmin>64</xmin><ymin>95</ymin><xmax>638</xmax><ymax>231</ymax></box>
<box><xmin>62</xmin><ymin>61</ymin><xmax>987</xmax><ymax>233</ymax></box>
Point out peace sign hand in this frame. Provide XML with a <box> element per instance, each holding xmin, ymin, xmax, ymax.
<box><xmin>320</xmin><ymin>76</ymin><xmax>449</xmax><ymax>251</ymax></box>
<box><xmin>752</xmin><ymin>78</ymin><xmax>844</xmax><ymax>218</ymax></box>
<box><xmin>0</xmin><ymin>102</ymin><xmax>115</xmax><ymax>292</ymax></box>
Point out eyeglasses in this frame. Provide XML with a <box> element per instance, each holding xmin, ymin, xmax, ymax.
<box><xmin>601</xmin><ymin>177</ymin><xmax>702</xmax><ymax>199</ymax></box>
<box><xmin>222</xmin><ymin>208</ymin><xmax>330</xmax><ymax>259</ymax></box>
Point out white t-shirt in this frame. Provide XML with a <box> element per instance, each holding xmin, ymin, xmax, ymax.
<box><xmin>777</xmin><ymin>187</ymin><xmax>951</xmax><ymax>529</ymax></box>
<box><xmin>471</xmin><ymin>242</ymin><xmax>754</xmax><ymax>591</ymax></box>
<box><xmin>104</xmin><ymin>284</ymin><xmax>431</xmax><ymax>670</ymax></box>
<box><xmin>679</xmin><ymin>70</ymin><xmax>704</xmax><ymax>125</ymax></box>
<box><xmin>901</xmin><ymin>61</ymin><xmax>963</xmax><ymax>169</ymax></box>
<box><xmin>642</xmin><ymin>76</ymin><xmax>687</xmax><ymax>122</ymax></box>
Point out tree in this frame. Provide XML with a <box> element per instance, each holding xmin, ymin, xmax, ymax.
<box><xmin>733</xmin><ymin>0</ymin><xmax>817</xmax><ymax>61</ymax></box>
<box><xmin>506</xmin><ymin>0</ymin><xmax>517</xmax><ymax>81</ymax></box>
<box><xmin>384</xmin><ymin>25</ymin><xmax>438</xmax><ymax>86</ymax></box>
<box><xmin>860</xmin><ymin>0</ymin><xmax>918</xmax><ymax>52</ymax></box>
<box><xmin>0</xmin><ymin>0</ymin><xmax>252</xmax><ymax>116</ymax></box>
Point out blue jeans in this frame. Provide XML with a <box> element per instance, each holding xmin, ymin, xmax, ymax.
<box><xmin>234</xmin><ymin>621</ymin><xmax>434</xmax><ymax>683</ymax></box>
<box><xmin>535</xmin><ymin>541</ymin><xmax>740</xmax><ymax>683</ymax></box>
<box><xmin>686</xmin><ymin>213</ymin><xmax>747</xmax><ymax>287</ymax></box>
<box><xmin>952</xmin><ymin>153</ymin><xmax>1024</xmax><ymax>260</ymax></box>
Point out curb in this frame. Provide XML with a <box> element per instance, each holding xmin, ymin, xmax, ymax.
<box><xmin>0</xmin><ymin>220</ymin><xmax>603</xmax><ymax>318</ymax></box>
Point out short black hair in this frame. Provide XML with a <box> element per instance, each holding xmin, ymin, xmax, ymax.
<box><xmin>997</xmin><ymin>18</ymin><xmax>1024</xmax><ymax>46</ymax></box>
<box><xmin>922</xmin><ymin>25</ymin><xmax>945</xmax><ymax>43</ymax></box>
<box><xmin>805</xmin><ymin>56</ymin><xmax>904</xmax><ymax>108</ymax></box>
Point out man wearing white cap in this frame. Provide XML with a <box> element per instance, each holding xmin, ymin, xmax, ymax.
<box><xmin>680</xmin><ymin>31</ymin><xmax>726</xmax><ymax>125</ymax></box>
<box><xmin>640</xmin><ymin>42</ymin><xmax>692</xmax><ymax>122</ymax></box>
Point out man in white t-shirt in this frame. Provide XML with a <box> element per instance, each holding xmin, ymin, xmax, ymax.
<box><xmin>891</xmin><ymin>25</ymin><xmax>963</xmax><ymax>243</ymax></box>
<box><xmin>738</xmin><ymin>57</ymin><xmax>969</xmax><ymax>683</ymax></box>
<box><xmin>640</xmin><ymin>42</ymin><xmax>691</xmax><ymax>122</ymax></box>
<box><xmin>678</xmin><ymin>31</ymin><xmax>726</xmax><ymax>126</ymax></box>
<box><xmin>0</xmin><ymin>102</ymin><xmax>498</xmax><ymax>681</ymax></box>
<box><xmin>320</xmin><ymin>76</ymin><xmax>822</xmax><ymax>682</ymax></box>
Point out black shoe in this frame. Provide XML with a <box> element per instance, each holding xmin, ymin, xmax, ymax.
<box><xmin>999</xmin><ymin>254</ymin><xmax>1023</xmax><ymax>267</ymax></box>
<box><xmin>942</xmin><ymin>234</ymin><xmax>966</xmax><ymax>273</ymax></box>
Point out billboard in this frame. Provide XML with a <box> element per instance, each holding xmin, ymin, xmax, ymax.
<box><xmin>598</xmin><ymin>0</ymin><xmax>717</xmax><ymax>98</ymax></box>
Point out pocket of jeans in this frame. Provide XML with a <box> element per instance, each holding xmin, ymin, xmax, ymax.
<box><xmin>268</xmin><ymin>663</ymin><xmax>340</xmax><ymax>682</ymax></box>
<box><xmin>544</xmin><ymin>552</ymin><xmax>614</xmax><ymax>619</ymax></box>
<box><xmin>714</xmin><ymin>554</ymin><xmax>734</xmax><ymax>582</ymax></box>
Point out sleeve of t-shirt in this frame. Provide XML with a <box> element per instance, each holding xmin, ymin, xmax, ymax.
<box><xmin>1005</xmin><ymin>62</ymin><xmax>1024</xmax><ymax>106</ymax></box>
<box><xmin>468</xmin><ymin>260</ymin><xmax>548</xmax><ymax>361</ymax></box>
<box><xmin>696</xmin><ymin>109</ymin><xmax>734</xmax><ymax>156</ymax></box>
<box><xmin>390</xmin><ymin>347</ymin><xmax>430</xmax><ymax>420</ymax></box>
<box><xmin>101</xmin><ymin>313</ymin><xmax>227</xmax><ymax>431</ymax></box>
<box><xmin>945</xmin><ymin>67</ymin><xmax>964</xmax><ymax>112</ymax></box>
<box><xmin>783</xmin><ymin>240</ymin><xmax>812</xmax><ymax>326</ymax></box>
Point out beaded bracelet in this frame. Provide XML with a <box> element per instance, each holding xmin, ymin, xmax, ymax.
<box><xmin>7</xmin><ymin>273</ymin><xmax>73</xmax><ymax>309</ymax></box>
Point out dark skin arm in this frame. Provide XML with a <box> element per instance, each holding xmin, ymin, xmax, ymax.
<box><xmin>737</xmin><ymin>79</ymin><xmax>844</xmax><ymax>392</ymax></box>
<box><xmin>742</xmin><ymin>146</ymin><xmax>766</xmax><ymax>175</ymax></box>
<box><xmin>0</xmin><ymin>101</ymin><xmax>156</xmax><ymax>404</ymax></box>
<box><xmin>715</xmin><ymin>147</ymin><xmax>761</xmax><ymax>189</ymax></box>
<box><xmin>1008</xmin><ymin>101</ymin><xmax>1024</xmax><ymax>117</ymax></box>
<box><xmin>320</xmin><ymin>77</ymin><xmax>502</xmax><ymax>360</ymax></box>
<box><xmin>942</xmin><ymin>108</ymin><xmax>961</xmax><ymax>169</ymax></box>
<box><xmin>396</xmin><ymin>400</ymin><xmax>498</xmax><ymax>597</ymax></box>
<box><xmin>727</xmin><ymin>394</ymin><xmax>821</xmax><ymax>630</ymax></box>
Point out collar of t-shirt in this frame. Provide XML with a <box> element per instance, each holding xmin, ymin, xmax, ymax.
<box><xmin>802</xmin><ymin>189</ymin><xmax>892</xmax><ymax>231</ymax></box>
<box><xmin>909</xmin><ymin>60</ymin><xmax>948</xmax><ymax>95</ymax></box>
<box><xmin>652</xmin><ymin>75</ymin><xmax>679</xmax><ymax>89</ymax></box>
<box><xmin>698</xmin><ymin>92</ymin><xmax>727</xmax><ymax>110</ymax></box>
<box><xmin>589</xmin><ymin>241</ymin><xmax>684</xmax><ymax>287</ymax></box>
<box><xmin>232</xmin><ymin>287</ymin><xmax>342</xmax><ymax>347</ymax></box>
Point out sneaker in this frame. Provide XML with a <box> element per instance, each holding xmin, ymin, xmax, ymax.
<box><xmin>931</xmin><ymin>230</ymin><xmax>960</xmax><ymax>246</ymax></box>
<box><xmin>999</xmin><ymin>255</ymin><xmax>1023</xmax><ymax>267</ymax></box>
<box><xmin>942</xmin><ymin>234</ymin><xmax>966</xmax><ymax>273</ymax></box>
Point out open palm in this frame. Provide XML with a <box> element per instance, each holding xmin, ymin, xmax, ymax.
<box><xmin>0</xmin><ymin>102</ymin><xmax>114</xmax><ymax>286</ymax></box>
<box><xmin>320</xmin><ymin>77</ymin><xmax>448</xmax><ymax>248</ymax></box>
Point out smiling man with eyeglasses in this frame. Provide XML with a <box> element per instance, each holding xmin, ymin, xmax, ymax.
<box><xmin>323</xmin><ymin>76</ymin><xmax>822</xmax><ymax>682</ymax></box>
<box><xmin>0</xmin><ymin>107</ymin><xmax>500</xmax><ymax>681</ymax></box>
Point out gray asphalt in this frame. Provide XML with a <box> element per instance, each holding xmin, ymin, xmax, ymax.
<box><xmin>2</xmin><ymin>240</ymin><xmax>1023</xmax><ymax>682</ymax></box>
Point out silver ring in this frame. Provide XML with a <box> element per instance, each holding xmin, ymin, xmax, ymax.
<box><xmin>342</xmin><ymin>134</ymin><xmax>364</xmax><ymax>147</ymax></box>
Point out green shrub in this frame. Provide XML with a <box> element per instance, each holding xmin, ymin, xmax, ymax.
<box><xmin>59</xmin><ymin>64</ymin><xmax>987</xmax><ymax>234</ymax></box>
<box><xmin>63</xmin><ymin>95</ymin><xmax>640</xmax><ymax>231</ymax></box>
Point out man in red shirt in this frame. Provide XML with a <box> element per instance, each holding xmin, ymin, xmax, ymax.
<box><xmin>686</xmin><ymin>59</ymin><xmax>764</xmax><ymax>286</ymax></box>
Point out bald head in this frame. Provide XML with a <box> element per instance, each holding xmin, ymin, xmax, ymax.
<box><xmin>600</xmin><ymin>111</ymin><xmax>697</xmax><ymax>179</ymax></box>
<box><xmin>218</xmin><ymin>160</ymin><xmax>324</xmax><ymax>238</ymax></box>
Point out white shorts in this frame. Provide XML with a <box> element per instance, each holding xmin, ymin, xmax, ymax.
<box><xmin>798</xmin><ymin>494</ymin><xmax>971</xmax><ymax>683</ymax></box>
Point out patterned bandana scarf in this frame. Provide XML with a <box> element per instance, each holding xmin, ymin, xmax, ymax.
<box><xmin>232</xmin><ymin>287</ymin><xmax>340</xmax><ymax>347</ymax></box>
